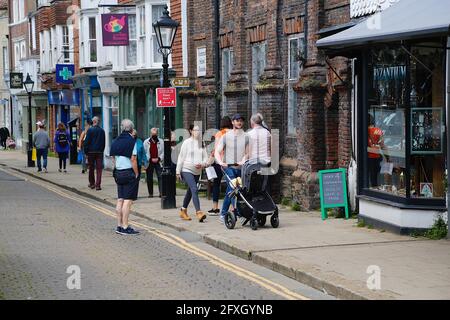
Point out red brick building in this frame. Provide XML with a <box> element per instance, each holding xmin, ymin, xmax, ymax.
<box><xmin>181</xmin><ymin>0</ymin><xmax>353</xmax><ymax>208</ymax></box>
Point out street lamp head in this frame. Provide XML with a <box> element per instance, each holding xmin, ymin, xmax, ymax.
<box><xmin>152</xmin><ymin>5</ymin><xmax>179</xmax><ymax>56</ymax></box>
<box><xmin>23</xmin><ymin>73</ymin><xmax>34</xmax><ymax>94</ymax></box>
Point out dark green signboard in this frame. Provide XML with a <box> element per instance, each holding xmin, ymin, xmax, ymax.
<box><xmin>318</xmin><ymin>168</ymin><xmax>349</xmax><ymax>220</ymax></box>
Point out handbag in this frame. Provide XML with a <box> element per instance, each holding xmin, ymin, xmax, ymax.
<box><xmin>31</xmin><ymin>148</ymin><xmax>37</xmax><ymax>161</ymax></box>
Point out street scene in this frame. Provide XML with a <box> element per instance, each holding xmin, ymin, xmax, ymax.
<box><xmin>1</xmin><ymin>0</ymin><xmax>450</xmax><ymax>304</ymax></box>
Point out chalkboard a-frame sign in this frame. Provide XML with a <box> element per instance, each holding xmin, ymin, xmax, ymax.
<box><xmin>318</xmin><ymin>168</ymin><xmax>349</xmax><ymax>220</ymax></box>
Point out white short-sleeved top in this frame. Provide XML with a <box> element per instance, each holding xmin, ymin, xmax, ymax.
<box><xmin>115</xmin><ymin>143</ymin><xmax>137</xmax><ymax>170</ymax></box>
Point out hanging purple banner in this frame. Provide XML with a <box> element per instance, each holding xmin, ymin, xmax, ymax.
<box><xmin>102</xmin><ymin>14</ymin><xmax>129</xmax><ymax>46</ymax></box>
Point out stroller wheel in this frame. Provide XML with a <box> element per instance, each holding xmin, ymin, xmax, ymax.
<box><xmin>225</xmin><ymin>211</ymin><xmax>236</xmax><ymax>229</ymax></box>
<box><xmin>257</xmin><ymin>215</ymin><xmax>266</xmax><ymax>227</ymax></box>
<box><xmin>250</xmin><ymin>218</ymin><xmax>258</xmax><ymax>231</ymax></box>
<box><xmin>270</xmin><ymin>213</ymin><xmax>279</xmax><ymax>228</ymax></box>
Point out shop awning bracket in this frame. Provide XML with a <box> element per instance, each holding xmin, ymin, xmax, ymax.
<box><xmin>325</xmin><ymin>58</ymin><xmax>351</xmax><ymax>88</ymax></box>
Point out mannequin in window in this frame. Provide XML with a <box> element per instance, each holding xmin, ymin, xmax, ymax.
<box><xmin>368</xmin><ymin>114</ymin><xmax>386</xmax><ymax>188</ymax></box>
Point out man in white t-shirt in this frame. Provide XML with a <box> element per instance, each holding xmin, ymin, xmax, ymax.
<box><xmin>247</xmin><ymin>113</ymin><xmax>271</xmax><ymax>164</ymax></box>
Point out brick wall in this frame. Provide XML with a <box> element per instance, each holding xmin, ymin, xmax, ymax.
<box><xmin>182</xmin><ymin>0</ymin><xmax>353</xmax><ymax>208</ymax></box>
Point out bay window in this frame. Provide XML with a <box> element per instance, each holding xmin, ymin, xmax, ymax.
<box><xmin>127</xmin><ymin>14</ymin><xmax>137</xmax><ymax>66</ymax></box>
<box><xmin>151</xmin><ymin>5</ymin><xmax>166</xmax><ymax>65</ymax></box>
<box><xmin>138</xmin><ymin>5</ymin><xmax>146</xmax><ymax>66</ymax></box>
<box><xmin>89</xmin><ymin>17</ymin><xmax>97</xmax><ymax>63</ymax></box>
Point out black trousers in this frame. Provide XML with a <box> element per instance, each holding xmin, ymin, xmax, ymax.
<box><xmin>146</xmin><ymin>162</ymin><xmax>162</xmax><ymax>196</ymax></box>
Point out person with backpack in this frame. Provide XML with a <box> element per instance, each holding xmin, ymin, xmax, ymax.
<box><xmin>54</xmin><ymin>122</ymin><xmax>70</xmax><ymax>173</ymax></box>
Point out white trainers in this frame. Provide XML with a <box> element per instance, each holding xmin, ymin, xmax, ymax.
<box><xmin>219</xmin><ymin>215</ymin><xmax>225</xmax><ymax>224</ymax></box>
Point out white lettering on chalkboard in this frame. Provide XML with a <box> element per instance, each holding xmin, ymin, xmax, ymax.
<box><xmin>322</xmin><ymin>172</ymin><xmax>344</xmax><ymax>205</ymax></box>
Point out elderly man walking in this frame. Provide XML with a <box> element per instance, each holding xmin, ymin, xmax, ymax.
<box><xmin>83</xmin><ymin>116</ymin><xmax>106</xmax><ymax>190</ymax></box>
<box><xmin>110</xmin><ymin>119</ymin><xmax>140</xmax><ymax>235</ymax></box>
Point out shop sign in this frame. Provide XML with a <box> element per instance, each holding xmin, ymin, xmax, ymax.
<box><xmin>10</xmin><ymin>73</ymin><xmax>23</xmax><ymax>89</ymax></box>
<box><xmin>156</xmin><ymin>88</ymin><xmax>177</xmax><ymax>108</ymax></box>
<box><xmin>171</xmin><ymin>77</ymin><xmax>190</xmax><ymax>88</ymax></box>
<box><xmin>197</xmin><ymin>47</ymin><xmax>206</xmax><ymax>77</ymax></box>
<box><xmin>102</xmin><ymin>14</ymin><xmax>129</xmax><ymax>46</ymax></box>
<box><xmin>318</xmin><ymin>168</ymin><xmax>349</xmax><ymax>220</ymax></box>
<box><xmin>420</xmin><ymin>183</ymin><xmax>433</xmax><ymax>198</ymax></box>
<box><xmin>56</xmin><ymin>64</ymin><xmax>75</xmax><ymax>84</ymax></box>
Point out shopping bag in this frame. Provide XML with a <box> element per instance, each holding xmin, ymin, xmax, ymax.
<box><xmin>380</xmin><ymin>160</ymin><xmax>393</xmax><ymax>175</ymax></box>
<box><xmin>205</xmin><ymin>166</ymin><xmax>217</xmax><ymax>181</ymax></box>
<box><xmin>77</xmin><ymin>151</ymin><xmax>83</xmax><ymax>164</ymax></box>
<box><xmin>31</xmin><ymin>148</ymin><xmax>37</xmax><ymax>162</ymax></box>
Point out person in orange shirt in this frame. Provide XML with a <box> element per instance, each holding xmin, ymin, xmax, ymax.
<box><xmin>367</xmin><ymin>114</ymin><xmax>386</xmax><ymax>187</ymax></box>
<box><xmin>208</xmin><ymin>116</ymin><xmax>233</xmax><ymax>215</ymax></box>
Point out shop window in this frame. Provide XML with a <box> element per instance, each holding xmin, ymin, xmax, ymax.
<box><xmin>365</xmin><ymin>42</ymin><xmax>446</xmax><ymax>202</ymax></box>
<box><xmin>127</xmin><ymin>14</ymin><xmax>137</xmax><ymax>66</ymax></box>
<box><xmin>409</xmin><ymin>44</ymin><xmax>445</xmax><ymax>199</ymax></box>
<box><xmin>251</xmin><ymin>41</ymin><xmax>267</xmax><ymax>115</ymax></box>
<box><xmin>221</xmin><ymin>47</ymin><xmax>233</xmax><ymax>116</ymax></box>
<box><xmin>108</xmin><ymin>96</ymin><xmax>119</xmax><ymax>148</ymax></box>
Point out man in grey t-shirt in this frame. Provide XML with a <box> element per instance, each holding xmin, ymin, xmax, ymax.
<box><xmin>33</xmin><ymin>121</ymin><xmax>50</xmax><ymax>172</ymax></box>
<box><xmin>215</xmin><ymin>114</ymin><xmax>249</xmax><ymax>222</ymax></box>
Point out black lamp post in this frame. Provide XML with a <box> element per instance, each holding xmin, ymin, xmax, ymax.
<box><xmin>153</xmin><ymin>5</ymin><xmax>179</xmax><ymax>209</ymax></box>
<box><xmin>23</xmin><ymin>73</ymin><xmax>35</xmax><ymax>168</ymax></box>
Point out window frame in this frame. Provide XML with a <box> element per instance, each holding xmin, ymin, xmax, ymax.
<box><xmin>251</xmin><ymin>41</ymin><xmax>267</xmax><ymax>115</ymax></box>
<box><xmin>88</xmin><ymin>17</ymin><xmax>97</xmax><ymax>63</ymax></box>
<box><xmin>221</xmin><ymin>47</ymin><xmax>233</xmax><ymax>116</ymax></box>
<box><xmin>287</xmin><ymin>34</ymin><xmax>304</xmax><ymax>135</ymax></box>
<box><xmin>126</xmin><ymin>13</ymin><xmax>137</xmax><ymax>67</ymax></box>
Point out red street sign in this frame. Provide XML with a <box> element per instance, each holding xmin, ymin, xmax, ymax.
<box><xmin>156</xmin><ymin>88</ymin><xmax>177</xmax><ymax>108</ymax></box>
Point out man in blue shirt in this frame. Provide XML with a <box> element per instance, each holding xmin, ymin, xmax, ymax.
<box><xmin>110</xmin><ymin>119</ymin><xmax>140</xmax><ymax>236</ymax></box>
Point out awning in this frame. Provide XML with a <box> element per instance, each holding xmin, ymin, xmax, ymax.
<box><xmin>317</xmin><ymin>0</ymin><xmax>450</xmax><ymax>49</ymax></box>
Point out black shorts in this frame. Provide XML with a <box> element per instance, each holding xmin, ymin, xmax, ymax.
<box><xmin>114</xmin><ymin>169</ymin><xmax>138</xmax><ymax>200</ymax></box>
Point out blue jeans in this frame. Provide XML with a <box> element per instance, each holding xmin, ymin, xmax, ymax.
<box><xmin>36</xmin><ymin>148</ymin><xmax>48</xmax><ymax>170</ymax></box>
<box><xmin>221</xmin><ymin>167</ymin><xmax>241</xmax><ymax>217</ymax></box>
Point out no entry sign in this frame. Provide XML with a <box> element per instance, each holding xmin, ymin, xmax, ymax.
<box><xmin>156</xmin><ymin>88</ymin><xmax>177</xmax><ymax>108</ymax></box>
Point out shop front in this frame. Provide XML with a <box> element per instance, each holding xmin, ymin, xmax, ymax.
<box><xmin>317</xmin><ymin>0</ymin><xmax>450</xmax><ymax>233</ymax></box>
<box><xmin>113</xmin><ymin>69</ymin><xmax>183</xmax><ymax>141</ymax></box>
<box><xmin>73</xmin><ymin>73</ymin><xmax>103</xmax><ymax>128</ymax></box>
<box><xmin>47</xmin><ymin>89</ymin><xmax>81</xmax><ymax>150</ymax></box>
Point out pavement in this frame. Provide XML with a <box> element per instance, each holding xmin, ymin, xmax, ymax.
<box><xmin>1</xmin><ymin>149</ymin><xmax>450</xmax><ymax>300</ymax></box>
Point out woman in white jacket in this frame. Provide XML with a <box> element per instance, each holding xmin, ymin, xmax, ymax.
<box><xmin>176</xmin><ymin>125</ymin><xmax>210</xmax><ymax>222</ymax></box>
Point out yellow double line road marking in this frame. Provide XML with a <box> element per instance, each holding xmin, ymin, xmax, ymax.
<box><xmin>4</xmin><ymin>168</ymin><xmax>310</xmax><ymax>300</ymax></box>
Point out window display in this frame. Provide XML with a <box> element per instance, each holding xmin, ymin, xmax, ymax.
<box><xmin>367</xmin><ymin>47</ymin><xmax>407</xmax><ymax>197</ymax></box>
<box><xmin>364</xmin><ymin>41</ymin><xmax>446</xmax><ymax>201</ymax></box>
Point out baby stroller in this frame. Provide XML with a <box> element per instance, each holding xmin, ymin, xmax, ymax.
<box><xmin>222</xmin><ymin>161</ymin><xmax>279</xmax><ymax>230</ymax></box>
